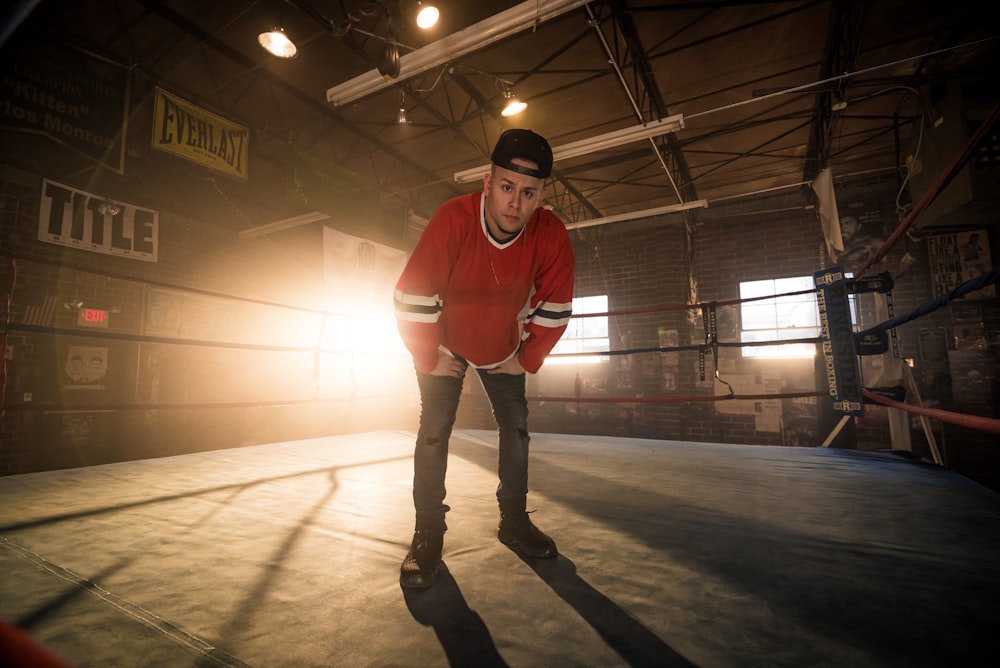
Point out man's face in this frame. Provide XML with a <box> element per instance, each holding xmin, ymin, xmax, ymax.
<box><xmin>483</xmin><ymin>159</ymin><xmax>546</xmax><ymax>240</ymax></box>
<box><xmin>840</xmin><ymin>216</ymin><xmax>859</xmax><ymax>240</ymax></box>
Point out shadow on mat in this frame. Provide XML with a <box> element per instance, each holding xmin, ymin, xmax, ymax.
<box><xmin>509</xmin><ymin>548</ymin><xmax>696</xmax><ymax>667</ymax></box>
<box><xmin>402</xmin><ymin>563</ymin><xmax>507</xmax><ymax>667</ymax></box>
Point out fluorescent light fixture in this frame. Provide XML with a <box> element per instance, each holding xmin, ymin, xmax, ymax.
<box><xmin>238</xmin><ymin>212</ymin><xmax>329</xmax><ymax>239</ymax></box>
<box><xmin>258</xmin><ymin>27</ymin><xmax>297</xmax><ymax>59</ymax></box>
<box><xmin>454</xmin><ymin>114</ymin><xmax>685</xmax><ymax>183</ymax></box>
<box><xmin>326</xmin><ymin>0</ymin><xmax>591</xmax><ymax>106</ymax></box>
<box><xmin>564</xmin><ymin>200</ymin><xmax>708</xmax><ymax>231</ymax></box>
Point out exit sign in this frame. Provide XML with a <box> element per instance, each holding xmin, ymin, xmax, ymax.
<box><xmin>77</xmin><ymin>307</ymin><xmax>110</xmax><ymax>328</ymax></box>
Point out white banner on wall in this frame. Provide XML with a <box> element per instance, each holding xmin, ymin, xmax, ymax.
<box><xmin>323</xmin><ymin>227</ymin><xmax>407</xmax><ymax>301</ymax></box>
<box><xmin>38</xmin><ymin>178</ymin><xmax>159</xmax><ymax>262</ymax></box>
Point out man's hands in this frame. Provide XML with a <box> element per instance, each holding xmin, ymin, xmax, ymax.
<box><xmin>429</xmin><ymin>352</ymin><xmax>525</xmax><ymax>377</ymax></box>
<box><xmin>486</xmin><ymin>357</ymin><xmax>525</xmax><ymax>376</ymax></box>
<box><xmin>430</xmin><ymin>351</ymin><xmax>467</xmax><ymax>378</ymax></box>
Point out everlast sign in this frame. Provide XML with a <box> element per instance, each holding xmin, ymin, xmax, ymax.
<box><xmin>152</xmin><ymin>87</ymin><xmax>249</xmax><ymax>181</ymax></box>
<box><xmin>39</xmin><ymin>178</ymin><xmax>159</xmax><ymax>262</ymax></box>
<box><xmin>814</xmin><ymin>268</ymin><xmax>863</xmax><ymax>416</ymax></box>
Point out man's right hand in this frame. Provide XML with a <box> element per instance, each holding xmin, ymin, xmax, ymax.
<box><xmin>430</xmin><ymin>351</ymin><xmax>467</xmax><ymax>378</ymax></box>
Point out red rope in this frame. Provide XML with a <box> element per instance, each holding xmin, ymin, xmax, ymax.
<box><xmin>862</xmin><ymin>389</ymin><xmax>1000</xmax><ymax>434</ymax></box>
<box><xmin>0</xmin><ymin>255</ymin><xmax>14</xmax><ymax>412</ymax></box>
<box><xmin>530</xmin><ymin>391</ymin><xmax>826</xmax><ymax>404</ymax></box>
<box><xmin>855</xmin><ymin>103</ymin><xmax>1000</xmax><ymax>280</ymax></box>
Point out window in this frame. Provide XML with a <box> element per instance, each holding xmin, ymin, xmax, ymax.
<box><xmin>550</xmin><ymin>295</ymin><xmax>609</xmax><ymax>364</ymax></box>
<box><xmin>739</xmin><ymin>276</ymin><xmax>855</xmax><ymax>359</ymax></box>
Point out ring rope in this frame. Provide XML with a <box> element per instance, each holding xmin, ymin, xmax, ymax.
<box><xmin>549</xmin><ymin>336</ymin><xmax>822</xmax><ymax>359</ymax></box>
<box><xmin>0</xmin><ymin>394</ymin><xmax>403</xmax><ymax>413</ymax></box>
<box><xmin>529</xmin><ymin>391</ymin><xmax>826</xmax><ymax>404</ymax></box>
<box><xmin>4</xmin><ymin>250</ymin><xmax>996</xmax><ymax>435</ymax></box>
<box><xmin>862</xmin><ymin>389</ymin><xmax>1000</xmax><ymax>434</ymax></box>
<box><xmin>856</xmin><ymin>267</ymin><xmax>1000</xmax><ymax>338</ymax></box>
<box><xmin>0</xmin><ymin>254</ymin><xmax>13</xmax><ymax>412</ymax></box>
<box><xmin>855</xmin><ymin>102</ymin><xmax>1000</xmax><ymax>280</ymax></box>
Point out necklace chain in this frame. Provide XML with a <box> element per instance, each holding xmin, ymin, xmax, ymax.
<box><xmin>487</xmin><ymin>234</ymin><xmax>522</xmax><ymax>286</ymax></box>
<box><xmin>488</xmin><ymin>245</ymin><xmax>504</xmax><ymax>285</ymax></box>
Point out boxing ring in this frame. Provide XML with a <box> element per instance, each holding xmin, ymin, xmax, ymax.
<box><xmin>2</xmin><ymin>247</ymin><xmax>1000</xmax><ymax>668</ymax></box>
<box><xmin>2</xmin><ymin>429</ymin><xmax>1000</xmax><ymax>667</ymax></box>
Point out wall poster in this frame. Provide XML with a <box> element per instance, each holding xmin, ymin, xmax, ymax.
<box><xmin>928</xmin><ymin>229</ymin><xmax>995</xmax><ymax>299</ymax></box>
<box><xmin>62</xmin><ymin>345</ymin><xmax>109</xmax><ymax>390</ymax></box>
<box><xmin>1</xmin><ymin>35</ymin><xmax>129</xmax><ymax>173</ymax></box>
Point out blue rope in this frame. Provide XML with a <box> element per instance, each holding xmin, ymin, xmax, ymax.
<box><xmin>857</xmin><ymin>266</ymin><xmax>1000</xmax><ymax>338</ymax></box>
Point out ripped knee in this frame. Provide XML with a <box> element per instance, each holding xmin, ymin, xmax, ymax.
<box><xmin>417</xmin><ymin>435</ymin><xmax>447</xmax><ymax>449</ymax></box>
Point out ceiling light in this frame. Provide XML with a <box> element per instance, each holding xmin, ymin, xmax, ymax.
<box><xmin>398</xmin><ymin>90</ymin><xmax>409</xmax><ymax>124</ymax></box>
<box><xmin>501</xmin><ymin>89</ymin><xmax>526</xmax><ymax>117</ymax></box>
<box><xmin>453</xmin><ymin>114</ymin><xmax>686</xmax><ymax>183</ymax></box>
<box><xmin>379</xmin><ymin>43</ymin><xmax>400</xmax><ymax>79</ymax></box>
<box><xmin>258</xmin><ymin>27</ymin><xmax>297</xmax><ymax>59</ymax></box>
<box><xmin>564</xmin><ymin>200</ymin><xmax>708</xmax><ymax>231</ymax></box>
<box><xmin>415</xmin><ymin>3</ymin><xmax>439</xmax><ymax>29</ymax></box>
<box><xmin>327</xmin><ymin>0</ymin><xmax>590</xmax><ymax>106</ymax></box>
<box><xmin>238</xmin><ymin>212</ymin><xmax>330</xmax><ymax>239</ymax></box>
<box><xmin>97</xmin><ymin>200</ymin><xmax>121</xmax><ymax>216</ymax></box>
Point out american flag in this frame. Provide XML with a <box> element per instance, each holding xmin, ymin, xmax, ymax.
<box><xmin>23</xmin><ymin>294</ymin><xmax>57</xmax><ymax>326</ymax></box>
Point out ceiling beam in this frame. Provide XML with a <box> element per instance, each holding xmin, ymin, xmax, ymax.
<box><xmin>325</xmin><ymin>0</ymin><xmax>593</xmax><ymax>106</ymax></box>
<box><xmin>802</xmin><ymin>0</ymin><xmax>872</xmax><ymax>182</ymax></box>
<box><xmin>131</xmin><ymin>0</ymin><xmax>464</xmax><ymax>202</ymax></box>
<box><xmin>602</xmin><ymin>0</ymin><xmax>697</xmax><ymax>202</ymax></box>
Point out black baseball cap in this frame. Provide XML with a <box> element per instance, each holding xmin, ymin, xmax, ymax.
<box><xmin>491</xmin><ymin>129</ymin><xmax>553</xmax><ymax>179</ymax></box>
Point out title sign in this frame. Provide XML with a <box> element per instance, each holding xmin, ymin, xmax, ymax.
<box><xmin>0</xmin><ymin>35</ymin><xmax>129</xmax><ymax>173</ymax></box>
<box><xmin>814</xmin><ymin>267</ymin><xmax>863</xmax><ymax>415</ymax></box>
<box><xmin>39</xmin><ymin>178</ymin><xmax>159</xmax><ymax>262</ymax></box>
<box><xmin>152</xmin><ymin>87</ymin><xmax>249</xmax><ymax>181</ymax></box>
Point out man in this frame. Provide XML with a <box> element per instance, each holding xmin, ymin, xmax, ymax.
<box><xmin>393</xmin><ymin>129</ymin><xmax>575</xmax><ymax>588</ymax></box>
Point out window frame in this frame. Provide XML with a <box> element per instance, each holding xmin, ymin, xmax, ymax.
<box><xmin>549</xmin><ymin>294</ymin><xmax>610</xmax><ymax>364</ymax></box>
<box><xmin>738</xmin><ymin>275</ymin><xmax>855</xmax><ymax>359</ymax></box>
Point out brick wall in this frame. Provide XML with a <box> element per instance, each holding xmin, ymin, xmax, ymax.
<box><xmin>3</xmin><ymin>163</ymin><xmax>998</xmax><ymax>491</ymax></box>
<box><xmin>528</xmin><ymin>178</ymin><xmax>999</xmax><ymax>490</ymax></box>
<box><xmin>0</xmin><ymin>166</ymin><xmax>416</xmax><ymax>474</ymax></box>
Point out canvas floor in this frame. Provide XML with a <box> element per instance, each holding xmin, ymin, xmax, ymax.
<box><xmin>2</xmin><ymin>429</ymin><xmax>999</xmax><ymax>667</ymax></box>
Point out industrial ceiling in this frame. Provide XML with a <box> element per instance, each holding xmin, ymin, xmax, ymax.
<box><xmin>2</xmin><ymin>1</ymin><xmax>997</xmax><ymax>241</ymax></box>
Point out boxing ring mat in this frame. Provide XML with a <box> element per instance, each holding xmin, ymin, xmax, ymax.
<box><xmin>2</xmin><ymin>429</ymin><xmax>998</xmax><ymax>667</ymax></box>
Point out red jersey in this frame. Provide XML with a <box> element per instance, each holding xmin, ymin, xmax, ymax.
<box><xmin>394</xmin><ymin>191</ymin><xmax>574</xmax><ymax>374</ymax></box>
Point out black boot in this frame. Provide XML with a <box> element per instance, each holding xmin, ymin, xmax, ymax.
<box><xmin>400</xmin><ymin>515</ymin><xmax>446</xmax><ymax>588</ymax></box>
<box><xmin>498</xmin><ymin>500</ymin><xmax>557</xmax><ymax>559</ymax></box>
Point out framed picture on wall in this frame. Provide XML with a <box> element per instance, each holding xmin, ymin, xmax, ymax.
<box><xmin>61</xmin><ymin>344</ymin><xmax>109</xmax><ymax>391</ymax></box>
<box><xmin>928</xmin><ymin>229</ymin><xmax>995</xmax><ymax>299</ymax></box>
<box><xmin>54</xmin><ymin>340</ymin><xmax>126</xmax><ymax>406</ymax></box>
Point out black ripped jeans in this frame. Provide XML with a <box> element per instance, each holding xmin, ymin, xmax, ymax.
<box><xmin>412</xmin><ymin>367</ymin><xmax>530</xmax><ymax>524</ymax></box>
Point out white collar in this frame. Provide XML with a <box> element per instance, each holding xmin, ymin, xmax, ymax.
<box><xmin>480</xmin><ymin>192</ymin><xmax>524</xmax><ymax>249</ymax></box>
